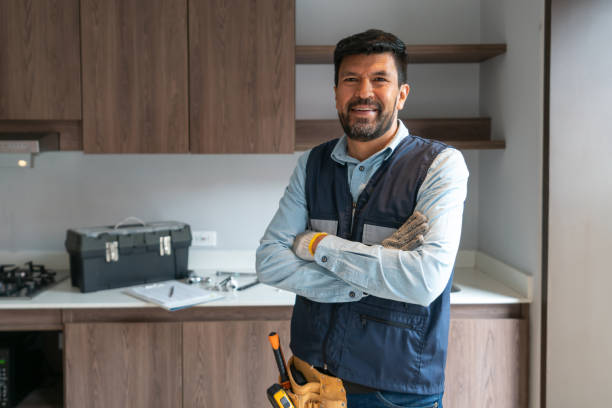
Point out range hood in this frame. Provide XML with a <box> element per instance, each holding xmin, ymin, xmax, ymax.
<box><xmin>0</xmin><ymin>132</ymin><xmax>59</xmax><ymax>168</ymax></box>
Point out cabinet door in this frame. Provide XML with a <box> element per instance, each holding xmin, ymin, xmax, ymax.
<box><xmin>0</xmin><ymin>0</ymin><xmax>81</xmax><ymax>120</ymax></box>
<box><xmin>189</xmin><ymin>0</ymin><xmax>295</xmax><ymax>153</ymax></box>
<box><xmin>444</xmin><ymin>318</ymin><xmax>529</xmax><ymax>408</ymax></box>
<box><xmin>81</xmin><ymin>0</ymin><xmax>189</xmax><ymax>153</ymax></box>
<box><xmin>183</xmin><ymin>320</ymin><xmax>291</xmax><ymax>408</ymax></box>
<box><xmin>64</xmin><ymin>322</ymin><xmax>182</xmax><ymax>408</ymax></box>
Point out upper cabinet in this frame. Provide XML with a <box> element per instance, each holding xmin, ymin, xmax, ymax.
<box><xmin>80</xmin><ymin>0</ymin><xmax>189</xmax><ymax>153</ymax></box>
<box><xmin>0</xmin><ymin>0</ymin><xmax>81</xmax><ymax>120</ymax></box>
<box><xmin>189</xmin><ymin>0</ymin><xmax>295</xmax><ymax>153</ymax></box>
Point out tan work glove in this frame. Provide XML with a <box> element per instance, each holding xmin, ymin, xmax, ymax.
<box><xmin>285</xmin><ymin>356</ymin><xmax>347</xmax><ymax>408</ymax></box>
<box><xmin>293</xmin><ymin>231</ymin><xmax>328</xmax><ymax>261</ymax></box>
<box><xmin>381</xmin><ymin>211</ymin><xmax>429</xmax><ymax>251</ymax></box>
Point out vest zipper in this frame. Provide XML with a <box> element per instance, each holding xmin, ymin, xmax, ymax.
<box><xmin>322</xmin><ymin>304</ymin><xmax>339</xmax><ymax>371</ymax></box>
<box><xmin>360</xmin><ymin>314</ymin><xmax>418</xmax><ymax>330</ymax></box>
<box><xmin>350</xmin><ymin>202</ymin><xmax>357</xmax><ymax>236</ymax></box>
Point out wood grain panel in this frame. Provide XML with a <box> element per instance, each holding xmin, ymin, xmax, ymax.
<box><xmin>189</xmin><ymin>0</ymin><xmax>295</xmax><ymax>153</ymax></box>
<box><xmin>451</xmin><ymin>304</ymin><xmax>527</xmax><ymax>319</ymax></box>
<box><xmin>64</xmin><ymin>322</ymin><xmax>182</xmax><ymax>408</ymax></box>
<box><xmin>183</xmin><ymin>320</ymin><xmax>291</xmax><ymax>408</ymax></box>
<box><xmin>0</xmin><ymin>309</ymin><xmax>62</xmax><ymax>331</ymax></box>
<box><xmin>444</xmin><ymin>318</ymin><xmax>529</xmax><ymax>408</ymax></box>
<box><xmin>296</xmin><ymin>118</ymin><xmax>503</xmax><ymax>151</ymax></box>
<box><xmin>0</xmin><ymin>0</ymin><xmax>81</xmax><ymax>120</ymax></box>
<box><xmin>296</xmin><ymin>44</ymin><xmax>507</xmax><ymax>64</ymax></box>
<box><xmin>0</xmin><ymin>120</ymin><xmax>82</xmax><ymax>150</ymax></box>
<box><xmin>81</xmin><ymin>0</ymin><xmax>188</xmax><ymax>153</ymax></box>
<box><xmin>62</xmin><ymin>306</ymin><xmax>294</xmax><ymax>323</ymax></box>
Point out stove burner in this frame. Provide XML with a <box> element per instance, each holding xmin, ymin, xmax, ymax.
<box><xmin>0</xmin><ymin>262</ymin><xmax>60</xmax><ymax>298</ymax></box>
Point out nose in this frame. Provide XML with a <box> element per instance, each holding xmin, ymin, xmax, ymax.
<box><xmin>355</xmin><ymin>79</ymin><xmax>374</xmax><ymax>99</ymax></box>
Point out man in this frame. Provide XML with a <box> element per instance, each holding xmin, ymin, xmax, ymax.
<box><xmin>256</xmin><ymin>29</ymin><xmax>468</xmax><ymax>408</ymax></box>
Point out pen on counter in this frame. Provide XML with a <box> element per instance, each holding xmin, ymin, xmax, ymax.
<box><xmin>168</xmin><ymin>286</ymin><xmax>174</xmax><ymax>297</ymax></box>
<box><xmin>237</xmin><ymin>279</ymin><xmax>260</xmax><ymax>291</ymax></box>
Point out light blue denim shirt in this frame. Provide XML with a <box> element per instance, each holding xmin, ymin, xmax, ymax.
<box><xmin>256</xmin><ymin>121</ymin><xmax>469</xmax><ymax>306</ymax></box>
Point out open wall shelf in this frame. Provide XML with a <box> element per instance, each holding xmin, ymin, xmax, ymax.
<box><xmin>295</xmin><ymin>43</ymin><xmax>507</xmax><ymax>151</ymax></box>
<box><xmin>295</xmin><ymin>118</ymin><xmax>505</xmax><ymax>151</ymax></box>
<box><xmin>296</xmin><ymin>43</ymin><xmax>507</xmax><ymax>64</ymax></box>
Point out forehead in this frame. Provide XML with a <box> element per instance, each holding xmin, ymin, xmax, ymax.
<box><xmin>338</xmin><ymin>52</ymin><xmax>398</xmax><ymax>78</ymax></box>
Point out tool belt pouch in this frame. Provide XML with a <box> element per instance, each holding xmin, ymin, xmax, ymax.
<box><xmin>285</xmin><ymin>356</ymin><xmax>347</xmax><ymax>408</ymax></box>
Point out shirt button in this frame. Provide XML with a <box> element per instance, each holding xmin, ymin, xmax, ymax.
<box><xmin>358</xmin><ymin>166</ymin><xmax>365</xmax><ymax>171</ymax></box>
<box><xmin>349</xmin><ymin>291</ymin><xmax>356</xmax><ymax>298</ymax></box>
<box><xmin>321</xmin><ymin>256</ymin><xmax>328</xmax><ymax>263</ymax></box>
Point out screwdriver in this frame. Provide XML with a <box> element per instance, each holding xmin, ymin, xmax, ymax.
<box><xmin>268</xmin><ymin>332</ymin><xmax>291</xmax><ymax>390</ymax></box>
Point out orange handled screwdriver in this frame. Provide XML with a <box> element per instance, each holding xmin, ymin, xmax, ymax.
<box><xmin>268</xmin><ymin>332</ymin><xmax>291</xmax><ymax>390</ymax></box>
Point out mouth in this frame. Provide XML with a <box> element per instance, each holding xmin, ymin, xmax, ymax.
<box><xmin>349</xmin><ymin>105</ymin><xmax>379</xmax><ymax>117</ymax></box>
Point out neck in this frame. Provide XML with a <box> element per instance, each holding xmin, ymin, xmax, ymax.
<box><xmin>347</xmin><ymin>119</ymin><xmax>399</xmax><ymax>162</ymax></box>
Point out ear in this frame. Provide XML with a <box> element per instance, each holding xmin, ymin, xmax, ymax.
<box><xmin>396</xmin><ymin>84</ymin><xmax>410</xmax><ymax>111</ymax></box>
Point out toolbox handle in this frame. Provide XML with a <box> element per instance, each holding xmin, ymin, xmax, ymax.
<box><xmin>114</xmin><ymin>216</ymin><xmax>147</xmax><ymax>230</ymax></box>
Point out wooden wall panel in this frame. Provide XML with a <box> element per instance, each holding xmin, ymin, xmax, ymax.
<box><xmin>189</xmin><ymin>0</ymin><xmax>295</xmax><ymax>153</ymax></box>
<box><xmin>80</xmin><ymin>0</ymin><xmax>188</xmax><ymax>153</ymax></box>
<box><xmin>0</xmin><ymin>0</ymin><xmax>81</xmax><ymax>120</ymax></box>
<box><xmin>183</xmin><ymin>320</ymin><xmax>291</xmax><ymax>408</ymax></box>
<box><xmin>64</xmin><ymin>322</ymin><xmax>182</xmax><ymax>408</ymax></box>
<box><xmin>444</xmin><ymin>318</ymin><xmax>529</xmax><ymax>408</ymax></box>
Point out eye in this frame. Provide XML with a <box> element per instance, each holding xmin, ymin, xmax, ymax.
<box><xmin>343</xmin><ymin>77</ymin><xmax>358</xmax><ymax>82</ymax></box>
<box><xmin>373</xmin><ymin>77</ymin><xmax>388</xmax><ymax>82</ymax></box>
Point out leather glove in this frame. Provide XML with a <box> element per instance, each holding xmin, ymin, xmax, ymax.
<box><xmin>381</xmin><ymin>211</ymin><xmax>429</xmax><ymax>251</ymax></box>
<box><xmin>292</xmin><ymin>231</ymin><xmax>328</xmax><ymax>261</ymax></box>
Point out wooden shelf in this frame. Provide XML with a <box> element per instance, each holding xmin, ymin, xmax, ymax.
<box><xmin>295</xmin><ymin>118</ymin><xmax>505</xmax><ymax>151</ymax></box>
<box><xmin>296</xmin><ymin>43</ymin><xmax>507</xmax><ymax>64</ymax></box>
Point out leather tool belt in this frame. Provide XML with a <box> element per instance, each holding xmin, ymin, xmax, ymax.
<box><xmin>285</xmin><ymin>356</ymin><xmax>347</xmax><ymax>408</ymax></box>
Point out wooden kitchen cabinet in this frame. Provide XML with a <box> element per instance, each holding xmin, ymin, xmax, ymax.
<box><xmin>64</xmin><ymin>322</ymin><xmax>183</xmax><ymax>408</ymax></box>
<box><xmin>2</xmin><ymin>304</ymin><xmax>526</xmax><ymax>408</ymax></box>
<box><xmin>183</xmin><ymin>320</ymin><xmax>291</xmax><ymax>408</ymax></box>
<box><xmin>80</xmin><ymin>0</ymin><xmax>189</xmax><ymax>153</ymax></box>
<box><xmin>189</xmin><ymin>0</ymin><xmax>295</xmax><ymax>153</ymax></box>
<box><xmin>444</xmin><ymin>317</ymin><xmax>529</xmax><ymax>408</ymax></box>
<box><xmin>0</xmin><ymin>0</ymin><xmax>81</xmax><ymax>120</ymax></box>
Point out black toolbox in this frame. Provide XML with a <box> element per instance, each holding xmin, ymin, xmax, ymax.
<box><xmin>65</xmin><ymin>220</ymin><xmax>192</xmax><ymax>293</ymax></box>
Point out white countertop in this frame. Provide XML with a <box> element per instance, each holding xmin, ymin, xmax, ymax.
<box><xmin>0</xmin><ymin>263</ymin><xmax>530</xmax><ymax>309</ymax></box>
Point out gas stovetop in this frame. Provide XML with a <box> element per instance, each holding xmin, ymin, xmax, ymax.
<box><xmin>0</xmin><ymin>262</ymin><xmax>70</xmax><ymax>299</ymax></box>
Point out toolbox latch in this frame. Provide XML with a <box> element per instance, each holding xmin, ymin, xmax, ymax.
<box><xmin>160</xmin><ymin>236</ymin><xmax>172</xmax><ymax>256</ymax></box>
<box><xmin>105</xmin><ymin>241</ymin><xmax>119</xmax><ymax>263</ymax></box>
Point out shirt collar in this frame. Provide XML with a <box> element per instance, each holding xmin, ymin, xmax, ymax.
<box><xmin>330</xmin><ymin>120</ymin><xmax>410</xmax><ymax>165</ymax></box>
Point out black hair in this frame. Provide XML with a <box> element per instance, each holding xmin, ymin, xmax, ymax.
<box><xmin>333</xmin><ymin>29</ymin><xmax>408</xmax><ymax>87</ymax></box>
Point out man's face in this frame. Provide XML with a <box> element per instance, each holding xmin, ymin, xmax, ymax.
<box><xmin>335</xmin><ymin>52</ymin><xmax>409</xmax><ymax>142</ymax></box>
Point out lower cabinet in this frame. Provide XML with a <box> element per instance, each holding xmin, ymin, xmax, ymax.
<box><xmin>183</xmin><ymin>320</ymin><xmax>291</xmax><ymax>408</ymax></box>
<box><xmin>444</xmin><ymin>318</ymin><xmax>529</xmax><ymax>408</ymax></box>
<box><xmin>60</xmin><ymin>306</ymin><xmax>528</xmax><ymax>408</ymax></box>
<box><xmin>64</xmin><ymin>322</ymin><xmax>183</xmax><ymax>408</ymax></box>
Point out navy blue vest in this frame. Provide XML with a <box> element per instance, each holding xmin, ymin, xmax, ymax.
<box><xmin>290</xmin><ymin>134</ymin><xmax>452</xmax><ymax>394</ymax></box>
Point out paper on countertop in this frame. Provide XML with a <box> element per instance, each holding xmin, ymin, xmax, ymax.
<box><xmin>125</xmin><ymin>280</ymin><xmax>224</xmax><ymax>311</ymax></box>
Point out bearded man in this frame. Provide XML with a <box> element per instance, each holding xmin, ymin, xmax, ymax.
<box><xmin>257</xmin><ymin>29</ymin><xmax>468</xmax><ymax>408</ymax></box>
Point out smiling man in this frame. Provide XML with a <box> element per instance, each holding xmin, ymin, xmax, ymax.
<box><xmin>257</xmin><ymin>29</ymin><xmax>468</xmax><ymax>408</ymax></box>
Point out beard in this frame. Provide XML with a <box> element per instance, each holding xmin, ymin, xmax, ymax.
<box><xmin>338</xmin><ymin>97</ymin><xmax>397</xmax><ymax>142</ymax></box>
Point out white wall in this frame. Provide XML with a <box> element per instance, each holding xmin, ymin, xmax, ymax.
<box><xmin>0</xmin><ymin>0</ymin><xmax>484</xmax><ymax>254</ymax></box>
<box><xmin>548</xmin><ymin>0</ymin><xmax>612</xmax><ymax>405</ymax></box>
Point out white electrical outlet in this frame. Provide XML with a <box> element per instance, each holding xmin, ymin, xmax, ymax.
<box><xmin>192</xmin><ymin>231</ymin><xmax>217</xmax><ymax>247</ymax></box>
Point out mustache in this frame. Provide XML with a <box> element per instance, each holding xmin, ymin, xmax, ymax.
<box><xmin>347</xmin><ymin>97</ymin><xmax>382</xmax><ymax>111</ymax></box>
